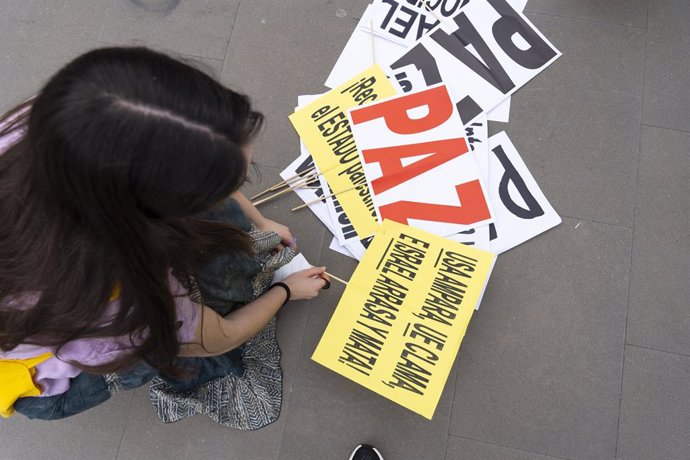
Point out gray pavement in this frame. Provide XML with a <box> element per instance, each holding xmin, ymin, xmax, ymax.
<box><xmin>1</xmin><ymin>1</ymin><xmax>688</xmax><ymax>459</ymax></box>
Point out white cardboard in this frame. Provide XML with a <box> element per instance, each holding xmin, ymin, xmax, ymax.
<box><xmin>272</xmin><ymin>253</ymin><xmax>313</xmax><ymax>284</ymax></box>
<box><xmin>486</xmin><ymin>131</ymin><xmax>561</xmax><ymax>253</ymax></box>
<box><xmin>385</xmin><ymin>0</ymin><xmax>561</xmax><ymax>127</ymax></box>
<box><xmin>348</xmin><ymin>84</ymin><xmax>494</xmax><ymax>238</ymax></box>
<box><xmin>325</xmin><ymin>0</ymin><xmax>529</xmax><ymax>120</ymax></box>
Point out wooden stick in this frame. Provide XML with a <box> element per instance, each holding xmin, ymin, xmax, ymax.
<box><xmin>324</xmin><ymin>271</ymin><xmax>348</xmax><ymax>286</ymax></box>
<box><xmin>421</xmin><ymin>0</ymin><xmax>443</xmax><ymax>22</ymax></box>
<box><xmin>370</xmin><ymin>19</ymin><xmax>377</xmax><ymax>65</ymax></box>
<box><xmin>250</xmin><ymin>165</ymin><xmax>317</xmax><ymax>200</ymax></box>
<box><xmin>290</xmin><ymin>185</ymin><xmax>357</xmax><ymax>212</ymax></box>
<box><xmin>252</xmin><ymin>173</ymin><xmax>318</xmax><ymax>206</ymax></box>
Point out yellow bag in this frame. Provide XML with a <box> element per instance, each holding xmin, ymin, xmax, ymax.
<box><xmin>0</xmin><ymin>352</ymin><xmax>53</xmax><ymax>418</ymax></box>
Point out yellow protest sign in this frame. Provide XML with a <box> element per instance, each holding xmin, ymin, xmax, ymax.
<box><xmin>289</xmin><ymin>65</ymin><xmax>397</xmax><ymax>239</ymax></box>
<box><xmin>312</xmin><ymin>220</ymin><xmax>496</xmax><ymax>419</ymax></box>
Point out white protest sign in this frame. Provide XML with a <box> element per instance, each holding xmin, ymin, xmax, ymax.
<box><xmin>329</xmin><ymin>237</ymin><xmax>357</xmax><ymax>259</ymax></box>
<box><xmin>348</xmin><ymin>83</ymin><xmax>493</xmax><ymax>237</ymax></box>
<box><xmin>446</xmin><ymin>226</ymin><xmax>491</xmax><ymax>251</ymax></box>
<box><xmin>387</xmin><ymin>0</ymin><xmax>560</xmax><ymax>127</ymax></box>
<box><xmin>486</xmin><ymin>131</ymin><xmax>561</xmax><ymax>253</ymax></box>
<box><xmin>329</xmin><ymin>235</ymin><xmax>371</xmax><ymax>261</ymax></box>
<box><xmin>325</xmin><ymin>0</ymin><xmax>528</xmax><ymax>122</ymax></box>
<box><xmin>444</xmin><ymin>113</ymin><xmax>491</xmax><ymax>250</ymax></box>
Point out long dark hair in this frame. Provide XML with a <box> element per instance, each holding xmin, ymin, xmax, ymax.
<box><xmin>0</xmin><ymin>47</ymin><xmax>264</xmax><ymax>375</ymax></box>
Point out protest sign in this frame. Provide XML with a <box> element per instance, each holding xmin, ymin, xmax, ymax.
<box><xmin>324</xmin><ymin>0</ymin><xmax>527</xmax><ymax>122</ymax></box>
<box><xmin>446</xmin><ymin>226</ymin><xmax>491</xmax><ymax>251</ymax></box>
<box><xmin>312</xmin><ymin>219</ymin><xmax>496</xmax><ymax>419</ymax></box>
<box><xmin>388</xmin><ymin>0</ymin><xmax>561</xmax><ymax>126</ymax></box>
<box><xmin>486</xmin><ymin>131</ymin><xmax>561</xmax><ymax>253</ymax></box>
<box><xmin>329</xmin><ymin>235</ymin><xmax>372</xmax><ymax>261</ymax></box>
<box><xmin>289</xmin><ymin>66</ymin><xmax>398</xmax><ymax>239</ymax></box>
<box><xmin>348</xmin><ymin>83</ymin><xmax>493</xmax><ymax>237</ymax></box>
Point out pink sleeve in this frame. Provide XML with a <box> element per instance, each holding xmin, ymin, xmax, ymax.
<box><xmin>168</xmin><ymin>273</ymin><xmax>201</xmax><ymax>344</ymax></box>
<box><xmin>54</xmin><ymin>274</ymin><xmax>201</xmax><ymax>367</ymax></box>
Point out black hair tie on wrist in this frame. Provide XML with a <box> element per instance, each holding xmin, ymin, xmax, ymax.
<box><xmin>270</xmin><ymin>282</ymin><xmax>291</xmax><ymax>306</ymax></box>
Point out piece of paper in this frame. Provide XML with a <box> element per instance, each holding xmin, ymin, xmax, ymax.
<box><xmin>487</xmin><ymin>97</ymin><xmax>511</xmax><ymax>122</ymax></box>
<box><xmin>329</xmin><ymin>237</ymin><xmax>358</xmax><ymax>260</ymax></box>
<box><xmin>348</xmin><ymin>84</ymin><xmax>493</xmax><ymax>237</ymax></box>
<box><xmin>386</xmin><ymin>0</ymin><xmax>561</xmax><ymax>127</ymax></box>
<box><xmin>272</xmin><ymin>253</ymin><xmax>313</xmax><ymax>284</ymax></box>
<box><xmin>289</xmin><ymin>65</ymin><xmax>398</xmax><ymax>240</ymax></box>
<box><xmin>486</xmin><ymin>131</ymin><xmax>561</xmax><ymax>253</ymax></box>
<box><xmin>312</xmin><ymin>220</ymin><xmax>496</xmax><ymax>419</ymax></box>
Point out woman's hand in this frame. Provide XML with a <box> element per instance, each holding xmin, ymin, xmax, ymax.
<box><xmin>258</xmin><ymin>217</ymin><xmax>296</xmax><ymax>250</ymax></box>
<box><xmin>282</xmin><ymin>267</ymin><xmax>329</xmax><ymax>300</ymax></box>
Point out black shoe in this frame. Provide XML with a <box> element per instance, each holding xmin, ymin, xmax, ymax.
<box><xmin>349</xmin><ymin>444</ymin><xmax>384</xmax><ymax>460</ymax></box>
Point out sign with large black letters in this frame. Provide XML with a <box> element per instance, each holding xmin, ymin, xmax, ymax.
<box><xmin>388</xmin><ymin>0</ymin><xmax>561</xmax><ymax>126</ymax></box>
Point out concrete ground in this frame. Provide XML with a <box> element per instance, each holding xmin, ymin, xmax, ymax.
<box><xmin>1</xmin><ymin>1</ymin><xmax>688</xmax><ymax>459</ymax></box>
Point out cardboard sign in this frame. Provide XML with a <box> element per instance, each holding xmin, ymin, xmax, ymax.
<box><xmin>486</xmin><ymin>132</ymin><xmax>562</xmax><ymax>253</ymax></box>
<box><xmin>388</xmin><ymin>0</ymin><xmax>561</xmax><ymax>126</ymax></box>
<box><xmin>348</xmin><ymin>84</ymin><xmax>493</xmax><ymax>237</ymax></box>
<box><xmin>281</xmin><ymin>149</ymin><xmax>335</xmax><ymax>233</ymax></box>
<box><xmin>312</xmin><ymin>220</ymin><xmax>496</xmax><ymax>419</ymax></box>
<box><xmin>329</xmin><ymin>235</ymin><xmax>372</xmax><ymax>261</ymax></box>
<box><xmin>324</xmin><ymin>0</ymin><xmax>527</xmax><ymax>122</ymax></box>
<box><xmin>289</xmin><ymin>66</ymin><xmax>398</xmax><ymax>239</ymax></box>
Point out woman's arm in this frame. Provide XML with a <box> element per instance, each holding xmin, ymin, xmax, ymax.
<box><xmin>179</xmin><ymin>267</ymin><xmax>328</xmax><ymax>357</ymax></box>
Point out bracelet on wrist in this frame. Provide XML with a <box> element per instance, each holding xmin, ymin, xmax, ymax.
<box><xmin>270</xmin><ymin>282</ymin><xmax>291</xmax><ymax>306</ymax></box>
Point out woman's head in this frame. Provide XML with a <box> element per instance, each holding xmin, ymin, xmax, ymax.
<box><xmin>29</xmin><ymin>46</ymin><xmax>263</xmax><ymax>222</ymax></box>
<box><xmin>0</xmin><ymin>47</ymin><xmax>262</xmax><ymax>374</ymax></box>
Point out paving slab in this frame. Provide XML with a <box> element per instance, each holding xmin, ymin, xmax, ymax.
<box><xmin>501</xmin><ymin>14</ymin><xmax>644</xmax><ymax>228</ymax></box>
<box><xmin>219</xmin><ymin>0</ymin><xmax>370</xmax><ymax>169</ymax></box>
<box><xmin>626</xmin><ymin>126</ymin><xmax>690</xmax><ymax>355</ymax></box>
<box><xmin>525</xmin><ymin>0</ymin><xmax>649</xmax><ymax>28</ymax></box>
<box><xmin>0</xmin><ymin>392</ymin><xmax>132</xmax><ymax>460</ymax></box>
<box><xmin>448</xmin><ymin>218</ymin><xmax>632</xmax><ymax>459</ymax></box>
<box><xmin>643</xmin><ymin>0</ymin><xmax>690</xmax><ymax>132</ymax></box>
<box><xmin>278</xmin><ymin>243</ymin><xmax>458</xmax><ymax>460</ymax></box>
<box><xmin>505</xmin><ymin>86</ymin><xmax>641</xmax><ymax>228</ymax></box>
<box><xmin>117</xmin><ymin>386</ymin><xmax>286</xmax><ymax>460</ymax></box>
<box><xmin>526</xmin><ymin>12</ymin><xmax>646</xmax><ymax>96</ymax></box>
<box><xmin>617</xmin><ymin>346</ymin><xmax>690</xmax><ymax>459</ymax></box>
<box><xmin>100</xmin><ymin>0</ymin><xmax>240</xmax><ymax>61</ymax></box>
<box><xmin>445</xmin><ymin>435</ymin><xmax>564</xmax><ymax>460</ymax></box>
<box><xmin>0</xmin><ymin>0</ymin><xmax>107</xmax><ymax>107</ymax></box>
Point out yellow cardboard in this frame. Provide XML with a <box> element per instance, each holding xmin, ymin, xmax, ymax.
<box><xmin>312</xmin><ymin>220</ymin><xmax>496</xmax><ymax>419</ymax></box>
<box><xmin>289</xmin><ymin>65</ymin><xmax>397</xmax><ymax>239</ymax></box>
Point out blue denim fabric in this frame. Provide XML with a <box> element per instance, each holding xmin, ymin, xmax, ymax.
<box><xmin>14</xmin><ymin>362</ymin><xmax>157</xmax><ymax>420</ymax></box>
<box><xmin>162</xmin><ymin>346</ymin><xmax>245</xmax><ymax>392</ymax></box>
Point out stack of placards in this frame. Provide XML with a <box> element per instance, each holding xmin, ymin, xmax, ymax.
<box><xmin>278</xmin><ymin>0</ymin><xmax>562</xmax><ymax>419</ymax></box>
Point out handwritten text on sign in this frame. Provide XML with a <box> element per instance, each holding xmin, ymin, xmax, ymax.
<box><xmin>312</xmin><ymin>220</ymin><xmax>496</xmax><ymax>419</ymax></box>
